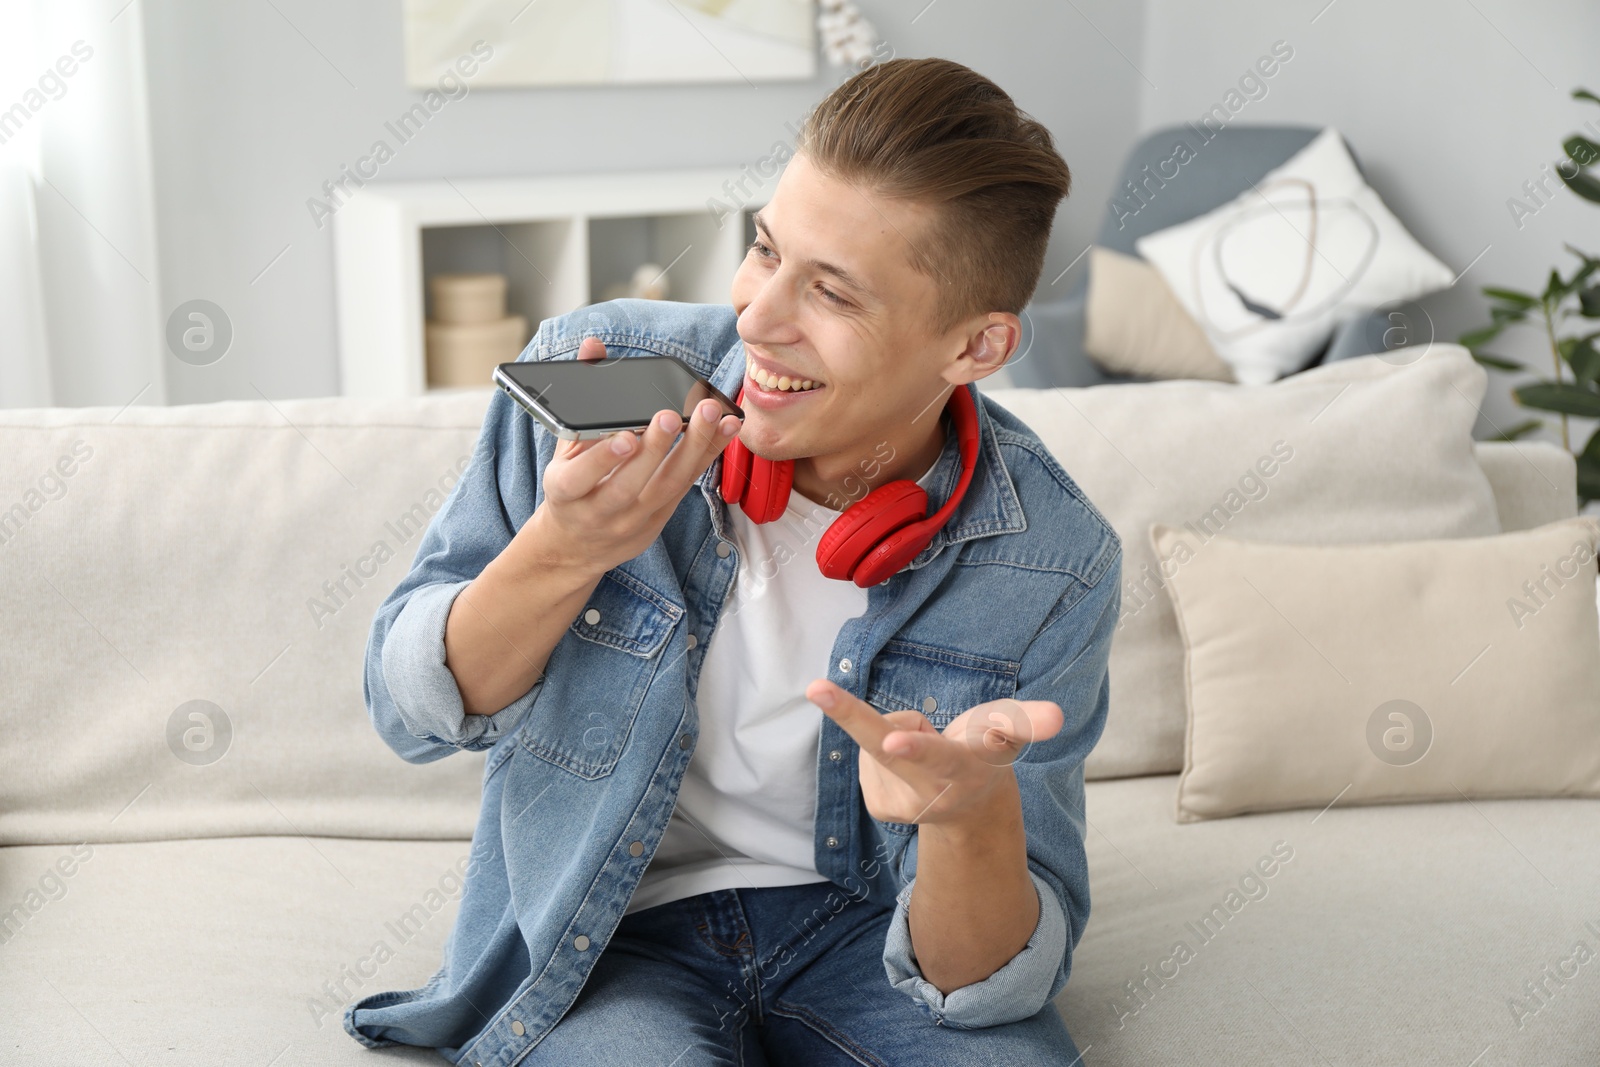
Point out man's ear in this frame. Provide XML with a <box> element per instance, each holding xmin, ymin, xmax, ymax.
<box><xmin>961</xmin><ymin>315</ymin><xmax>1020</xmax><ymax>381</ymax></box>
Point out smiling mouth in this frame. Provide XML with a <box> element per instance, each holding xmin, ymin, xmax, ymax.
<box><xmin>746</xmin><ymin>354</ymin><xmax>824</xmax><ymax>393</ymax></box>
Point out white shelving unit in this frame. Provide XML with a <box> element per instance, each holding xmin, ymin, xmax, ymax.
<box><xmin>332</xmin><ymin>169</ymin><xmax>770</xmax><ymax>397</ymax></box>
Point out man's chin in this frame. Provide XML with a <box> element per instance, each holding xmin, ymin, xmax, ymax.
<box><xmin>736</xmin><ymin>421</ymin><xmax>813</xmax><ymax>465</ymax></box>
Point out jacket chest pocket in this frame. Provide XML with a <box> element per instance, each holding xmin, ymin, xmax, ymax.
<box><xmin>864</xmin><ymin>638</ymin><xmax>1021</xmax><ymax>730</ymax></box>
<box><xmin>517</xmin><ymin>570</ymin><xmax>683</xmax><ymax>780</ymax></box>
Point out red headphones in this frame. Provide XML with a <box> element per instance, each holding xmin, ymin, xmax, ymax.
<box><xmin>719</xmin><ymin>382</ymin><xmax>981</xmax><ymax>587</ymax></box>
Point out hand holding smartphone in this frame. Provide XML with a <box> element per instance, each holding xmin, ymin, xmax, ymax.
<box><xmin>511</xmin><ymin>337</ymin><xmax>745</xmax><ymax>576</ymax></box>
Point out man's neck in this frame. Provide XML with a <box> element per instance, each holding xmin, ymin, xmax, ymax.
<box><xmin>790</xmin><ymin>409</ymin><xmax>948</xmax><ymax>511</ymax></box>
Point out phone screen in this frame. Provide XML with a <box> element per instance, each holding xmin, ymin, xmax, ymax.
<box><xmin>497</xmin><ymin>355</ymin><xmax>741</xmax><ymax>432</ymax></box>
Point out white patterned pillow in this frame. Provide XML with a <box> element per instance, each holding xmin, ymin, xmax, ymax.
<box><xmin>1135</xmin><ymin>127</ymin><xmax>1454</xmax><ymax>385</ymax></box>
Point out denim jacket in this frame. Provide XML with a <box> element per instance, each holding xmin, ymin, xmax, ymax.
<box><xmin>344</xmin><ymin>298</ymin><xmax>1121</xmax><ymax>1065</ymax></box>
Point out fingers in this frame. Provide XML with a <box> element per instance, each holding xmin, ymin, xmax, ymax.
<box><xmin>810</xmin><ymin>679</ymin><xmax>960</xmax><ymax>783</ymax></box>
<box><xmin>634</xmin><ymin>399</ymin><xmax>742</xmax><ymax>511</ymax></box>
<box><xmin>810</xmin><ymin>678</ymin><xmax>1063</xmax><ymax>775</ymax></box>
<box><xmin>546</xmin><ymin>420</ymin><xmax>655</xmax><ymax>503</ymax></box>
<box><xmin>808</xmin><ymin>679</ymin><xmax>899</xmax><ymax>757</ymax></box>
<box><xmin>946</xmin><ymin>699</ymin><xmax>1063</xmax><ymax>768</ymax></box>
<box><xmin>546</xmin><ymin>397</ymin><xmax>695</xmax><ymax>506</ymax></box>
<box><xmin>583</xmin><ymin>396</ymin><xmax>734</xmax><ymax>513</ymax></box>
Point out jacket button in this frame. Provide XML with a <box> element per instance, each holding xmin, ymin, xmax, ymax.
<box><xmin>629</xmin><ymin>840</ymin><xmax>644</xmax><ymax>856</ymax></box>
<box><xmin>922</xmin><ymin>696</ymin><xmax>937</xmax><ymax>714</ymax></box>
<box><xmin>825</xmin><ymin>836</ymin><xmax>839</xmax><ymax>848</ymax></box>
<box><xmin>716</xmin><ymin>541</ymin><xmax>731</xmax><ymax>558</ymax></box>
<box><xmin>679</xmin><ymin>734</ymin><xmax>692</xmax><ymax>749</ymax></box>
<box><xmin>574</xmin><ymin>934</ymin><xmax>591</xmax><ymax>951</ymax></box>
<box><xmin>839</xmin><ymin>657</ymin><xmax>852</xmax><ymax>674</ymax></box>
<box><xmin>687</xmin><ymin>633</ymin><xmax>697</xmax><ymax>649</ymax></box>
<box><xmin>584</xmin><ymin>608</ymin><xmax>600</xmax><ymax>625</ymax></box>
<box><xmin>828</xmin><ymin>749</ymin><xmax>842</xmax><ymax>762</ymax></box>
<box><xmin>511</xmin><ymin>1020</ymin><xmax>525</xmax><ymax>1036</ymax></box>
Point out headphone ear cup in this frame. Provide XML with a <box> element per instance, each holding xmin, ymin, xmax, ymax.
<box><xmin>719</xmin><ymin>432</ymin><xmax>752</xmax><ymax>506</ymax></box>
<box><xmin>741</xmin><ymin>449</ymin><xmax>792</xmax><ymax>523</ymax></box>
<box><xmin>816</xmin><ymin>481</ymin><xmax>928</xmax><ymax>583</ymax></box>
<box><xmin>852</xmin><ymin>525</ymin><xmax>934</xmax><ymax>587</ymax></box>
<box><xmin>718</xmin><ymin>383</ymin><xmax>791</xmax><ymax>523</ymax></box>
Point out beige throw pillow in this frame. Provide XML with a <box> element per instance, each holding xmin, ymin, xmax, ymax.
<box><xmin>983</xmin><ymin>346</ymin><xmax>1503</xmax><ymax>780</ymax></box>
<box><xmin>1153</xmin><ymin>516</ymin><xmax>1600</xmax><ymax>823</ymax></box>
<box><xmin>1083</xmin><ymin>246</ymin><xmax>1235</xmax><ymax>382</ymax></box>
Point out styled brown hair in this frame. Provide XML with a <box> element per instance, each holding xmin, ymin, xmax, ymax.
<box><xmin>795</xmin><ymin>56</ymin><xmax>1071</xmax><ymax>335</ymax></box>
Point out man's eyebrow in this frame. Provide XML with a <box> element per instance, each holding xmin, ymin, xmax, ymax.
<box><xmin>751</xmin><ymin>210</ymin><xmax>880</xmax><ymax>304</ymax></box>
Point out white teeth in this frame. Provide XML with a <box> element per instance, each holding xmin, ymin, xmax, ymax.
<box><xmin>747</xmin><ymin>356</ymin><xmax>822</xmax><ymax>392</ymax></box>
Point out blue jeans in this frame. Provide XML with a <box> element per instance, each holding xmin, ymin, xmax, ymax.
<box><xmin>519</xmin><ymin>880</ymin><xmax>1084</xmax><ymax>1066</ymax></box>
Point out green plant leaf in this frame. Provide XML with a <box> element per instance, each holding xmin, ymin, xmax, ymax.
<box><xmin>1483</xmin><ymin>287</ymin><xmax>1539</xmax><ymax>308</ymax></box>
<box><xmin>1471</xmin><ymin>352</ymin><xmax>1526</xmax><ymax>372</ymax></box>
<box><xmin>1514</xmin><ymin>381</ymin><xmax>1600</xmax><ymax>417</ymax></box>
<box><xmin>1578</xmin><ymin>428</ymin><xmax>1600</xmax><ymax>504</ymax></box>
<box><xmin>1458</xmin><ymin>324</ymin><xmax>1504</xmax><ymax>348</ymax></box>
<box><xmin>1563</xmin><ymin>137</ymin><xmax>1600</xmax><ymax>166</ymax></box>
<box><xmin>1560</xmin><ymin>167</ymin><xmax>1600</xmax><ymax>204</ymax></box>
<box><xmin>1564</xmin><ymin>243</ymin><xmax>1600</xmax><ymax>267</ymax></box>
<box><xmin>1581</xmin><ymin>286</ymin><xmax>1600</xmax><ymax>318</ymax></box>
<box><xmin>1575</xmin><ymin>88</ymin><xmax>1600</xmax><ymax>107</ymax></box>
<box><xmin>1490</xmin><ymin>305</ymin><xmax>1529</xmax><ymax>324</ymax></box>
<box><xmin>1491</xmin><ymin>417</ymin><xmax>1545</xmax><ymax>442</ymax></box>
<box><xmin>1571</xmin><ymin>255</ymin><xmax>1600</xmax><ymax>291</ymax></box>
<box><xmin>1578</xmin><ymin>460</ymin><xmax>1600</xmax><ymax>505</ymax></box>
<box><xmin>1579</xmin><ymin>424</ymin><xmax>1600</xmax><ymax>462</ymax></box>
<box><xmin>1567</xmin><ymin>336</ymin><xmax>1600</xmax><ymax>386</ymax></box>
<box><xmin>1546</xmin><ymin>268</ymin><xmax>1568</xmax><ymax>301</ymax></box>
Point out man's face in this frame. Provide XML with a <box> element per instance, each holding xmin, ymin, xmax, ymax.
<box><xmin>729</xmin><ymin>151</ymin><xmax>976</xmax><ymax>470</ymax></box>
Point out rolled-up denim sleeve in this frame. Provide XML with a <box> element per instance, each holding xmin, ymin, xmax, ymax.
<box><xmin>882</xmin><ymin>866</ymin><xmax>1068</xmax><ymax>1029</ymax></box>
<box><xmin>377</xmin><ymin>578</ymin><xmax>547</xmax><ymax>755</ymax></box>
<box><xmin>878</xmin><ymin>526</ymin><xmax>1121</xmax><ymax>1028</ymax></box>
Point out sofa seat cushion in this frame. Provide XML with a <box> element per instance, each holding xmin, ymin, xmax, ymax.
<box><xmin>8</xmin><ymin>795</ymin><xmax>1599</xmax><ymax>1065</ymax></box>
<box><xmin>1064</xmin><ymin>775</ymin><xmax>1600</xmax><ymax>1065</ymax></box>
<box><xmin>1</xmin><ymin>835</ymin><xmax>472</xmax><ymax>1064</ymax></box>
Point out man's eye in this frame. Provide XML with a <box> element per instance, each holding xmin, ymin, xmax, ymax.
<box><xmin>748</xmin><ymin>239</ymin><xmax>848</xmax><ymax>308</ymax></box>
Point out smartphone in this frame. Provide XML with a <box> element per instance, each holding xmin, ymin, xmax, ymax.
<box><xmin>494</xmin><ymin>354</ymin><xmax>743</xmax><ymax>442</ymax></box>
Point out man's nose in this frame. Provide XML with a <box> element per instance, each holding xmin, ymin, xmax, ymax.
<box><xmin>737</xmin><ymin>274</ymin><xmax>800</xmax><ymax>343</ymax></box>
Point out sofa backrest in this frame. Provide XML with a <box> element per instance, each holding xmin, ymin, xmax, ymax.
<box><xmin>0</xmin><ymin>388</ymin><xmax>1576</xmax><ymax>846</ymax></box>
<box><xmin>0</xmin><ymin>389</ymin><xmax>496</xmax><ymax>847</ymax></box>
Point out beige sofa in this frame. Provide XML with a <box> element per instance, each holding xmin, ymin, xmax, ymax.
<box><xmin>2</xmin><ymin>385</ymin><xmax>1595</xmax><ymax>1066</ymax></box>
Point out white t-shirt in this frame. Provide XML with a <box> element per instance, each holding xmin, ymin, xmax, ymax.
<box><xmin>626</xmin><ymin>455</ymin><xmax>942</xmax><ymax>915</ymax></box>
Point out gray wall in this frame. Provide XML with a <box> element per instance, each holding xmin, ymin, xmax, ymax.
<box><xmin>140</xmin><ymin>0</ymin><xmax>1146</xmax><ymax>404</ymax></box>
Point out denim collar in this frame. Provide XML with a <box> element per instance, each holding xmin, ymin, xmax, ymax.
<box><xmin>696</xmin><ymin>335</ymin><xmax>1025</xmax><ymax>572</ymax></box>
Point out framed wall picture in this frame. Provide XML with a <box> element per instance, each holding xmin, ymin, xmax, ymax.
<box><xmin>403</xmin><ymin>0</ymin><xmax>818</xmax><ymax>88</ymax></box>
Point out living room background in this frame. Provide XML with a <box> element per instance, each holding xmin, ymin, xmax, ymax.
<box><xmin>11</xmin><ymin>0</ymin><xmax>1598</xmax><ymax>445</ymax></box>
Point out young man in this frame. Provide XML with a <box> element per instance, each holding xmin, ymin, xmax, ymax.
<box><xmin>346</xmin><ymin>57</ymin><xmax>1119</xmax><ymax>1066</ymax></box>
